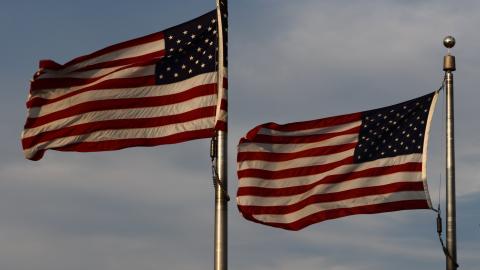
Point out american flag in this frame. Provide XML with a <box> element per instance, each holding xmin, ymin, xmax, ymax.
<box><xmin>237</xmin><ymin>92</ymin><xmax>438</xmax><ymax>231</ymax></box>
<box><xmin>22</xmin><ymin>6</ymin><xmax>228</xmax><ymax>161</ymax></box>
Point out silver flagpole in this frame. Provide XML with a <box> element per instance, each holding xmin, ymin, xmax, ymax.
<box><xmin>215</xmin><ymin>1</ymin><xmax>228</xmax><ymax>270</ymax></box>
<box><xmin>443</xmin><ymin>36</ymin><xmax>457</xmax><ymax>270</ymax></box>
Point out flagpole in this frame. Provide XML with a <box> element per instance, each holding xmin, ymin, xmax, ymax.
<box><xmin>215</xmin><ymin>1</ymin><xmax>228</xmax><ymax>270</ymax></box>
<box><xmin>443</xmin><ymin>35</ymin><xmax>457</xmax><ymax>270</ymax></box>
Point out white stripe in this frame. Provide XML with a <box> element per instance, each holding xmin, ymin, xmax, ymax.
<box><xmin>29</xmin><ymin>72</ymin><xmax>218</xmax><ymax>117</ymax></box>
<box><xmin>23</xmin><ymin>94</ymin><xmax>217</xmax><ymax>138</ymax></box>
<box><xmin>42</xmin><ymin>39</ymin><xmax>165</xmax><ymax>74</ymax></box>
<box><xmin>24</xmin><ymin>116</ymin><xmax>215</xmax><ymax>159</ymax></box>
<box><xmin>238</xmin><ymin>153</ymin><xmax>422</xmax><ymax>188</ymax></box>
<box><xmin>237</xmin><ymin>171</ymin><xmax>422</xmax><ymax>207</ymax></box>
<box><xmin>421</xmin><ymin>91</ymin><xmax>438</xmax><ymax>209</ymax></box>
<box><xmin>237</xmin><ymin>148</ymin><xmax>355</xmax><ymax>171</ymax></box>
<box><xmin>258</xmin><ymin>121</ymin><xmax>361</xmax><ymax>136</ymax></box>
<box><xmin>251</xmin><ymin>191</ymin><xmax>428</xmax><ymax>224</ymax></box>
<box><xmin>238</xmin><ymin>134</ymin><xmax>359</xmax><ymax>153</ymax></box>
<box><xmin>32</xmin><ymin>65</ymin><xmax>157</xmax><ymax>100</ymax></box>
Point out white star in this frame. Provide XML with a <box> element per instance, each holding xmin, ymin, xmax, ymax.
<box><xmin>211</xmin><ymin>19</ymin><xmax>216</xmax><ymax>24</ymax></box>
<box><xmin>174</xmin><ymin>73</ymin><xmax>178</xmax><ymax>77</ymax></box>
<box><xmin>205</xmin><ymin>38</ymin><xmax>209</xmax><ymax>43</ymax></box>
<box><xmin>188</xmin><ymin>69</ymin><xmax>193</xmax><ymax>73</ymax></box>
<box><xmin>159</xmin><ymin>74</ymin><xmax>163</xmax><ymax>79</ymax></box>
<box><xmin>166</xmin><ymin>67</ymin><xmax>171</xmax><ymax>71</ymax></box>
<box><xmin>183</xmin><ymin>30</ymin><xmax>188</xmax><ymax>35</ymax></box>
<box><xmin>189</xmin><ymin>56</ymin><xmax>194</xmax><ymax>60</ymax></box>
<box><xmin>197</xmin><ymin>24</ymin><xmax>202</xmax><ymax>29</ymax></box>
<box><xmin>201</xmin><ymin>63</ymin><xmax>205</xmax><ymax>68</ymax></box>
<box><xmin>181</xmin><ymin>65</ymin><xmax>186</xmax><ymax>69</ymax></box>
<box><xmin>208</xmin><ymin>55</ymin><xmax>213</xmax><ymax>59</ymax></box>
<box><xmin>197</xmin><ymin>47</ymin><xmax>202</xmax><ymax>52</ymax></box>
<box><xmin>168</xmin><ymin>35</ymin><xmax>173</xmax><ymax>40</ymax></box>
<box><xmin>191</xmin><ymin>34</ymin><xmax>196</xmax><ymax>39</ymax></box>
<box><xmin>177</xmin><ymin>39</ymin><xmax>182</xmax><ymax>44</ymax></box>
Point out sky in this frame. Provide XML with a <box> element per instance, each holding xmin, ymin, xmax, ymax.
<box><xmin>1</xmin><ymin>0</ymin><xmax>479</xmax><ymax>269</ymax></box>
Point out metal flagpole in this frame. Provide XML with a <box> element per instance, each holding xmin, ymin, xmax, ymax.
<box><xmin>214</xmin><ymin>1</ymin><xmax>228</xmax><ymax>270</ymax></box>
<box><xmin>443</xmin><ymin>35</ymin><xmax>457</xmax><ymax>270</ymax></box>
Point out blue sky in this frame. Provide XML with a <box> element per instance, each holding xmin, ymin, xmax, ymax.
<box><xmin>0</xmin><ymin>1</ymin><xmax>479</xmax><ymax>269</ymax></box>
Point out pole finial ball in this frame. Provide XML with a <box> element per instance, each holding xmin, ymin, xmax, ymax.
<box><xmin>443</xmin><ymin>36</ymin><xmax>456</xmax><ymax>49</ymax></box>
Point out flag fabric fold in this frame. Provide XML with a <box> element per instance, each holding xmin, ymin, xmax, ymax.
<box><xmin>237</xmin><ymin>92</ymin><xmax>438</xmax><ymax>230</ymax></box>
<box><xmin>22</xmin><ymin>7</ymin><xmax>227</xmax><ymax>161</ymax></box>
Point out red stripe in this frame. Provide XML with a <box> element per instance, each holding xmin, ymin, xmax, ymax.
<box><xmin>28</xmin><ymin>75</ymin><xmax>157</xmax><ymax>108</ymax></box>
<box><xmin>238</xmin><ymin>156</ymin><xmax>354</xmax><ymax>180</ymax></box>
<box><xmin>222</xmin><ymin>77</ymin><xmax>228</xmax><ymax>89</ymax></box>
<box><xmin>27</xmin><ymin>128</ymin><xmax>214</xmax><ymax>161</ymax></box>
<box><xmin>238</xmin><ymin>182</ymin><xmax>426</xmax><ymax>215</ymax></box>
<box><xmin>220</xmin><ymin>98</ymin><xmax>227</xmax><ymax>111</ymax></box>
<box><xmin>243</xmin><ymin>113</ymin><xmax>361</xmax><ymax>141</ymax></box>
<box><xmin>239</xmin><ymin>200</ymin><xmax>430</xmax><ymax>231</ymax></box>
<box><xmin>237</xmin><ymin>162</ymin><xmax>423</xmax><ymax>196</ymax></box>
<box><xmin>237</xmin><ymin>143</ymin><xmax>356</xmax><ymax>162</ymax></box>
<box><xmin>39</xmin><ymin>60</ymin><xmax>63</xmax><ymax>70</ymax></box>
<box><xmin>240</xmin><ymin>126</ymin><xmax>361</xmax><ymax>145</ymax></box>
<box><xmin>25</xmin><ymin>83</ymin><xmax>216</xmax><ymax>129</ymax></box>
<box><xmin>22</xmin><ymin>106</ymin><xmax>216</xmax><ymax>149</ymax></box>
<box><xmin>41</xmin><ymin>32</ymin><xmax>165</xmax><ymax>70</ymax></box>
<box><xmin>215</xmin><ymin>120</ymin><xmax>227</xmax><ymax>132</ymax></box>
<box><xmin>73</xmin><ymin>50</ymin><xmax>165</xmax><ymax>72</ymax></box>
<box><xmin>31</xmin><ymin>60</ymin><xmax>158</xmax><ymax>91</ymax></box>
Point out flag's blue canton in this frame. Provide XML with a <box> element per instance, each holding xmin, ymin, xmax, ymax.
<box><xmin>155</xmin><ymin>7</ymin><xmax>228</xmax><ymax>85</ymax></box>
<box><xmin>354</xmin><ymin>92</ymin><xmax>435</xmax><ymax>163</ymax></box>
